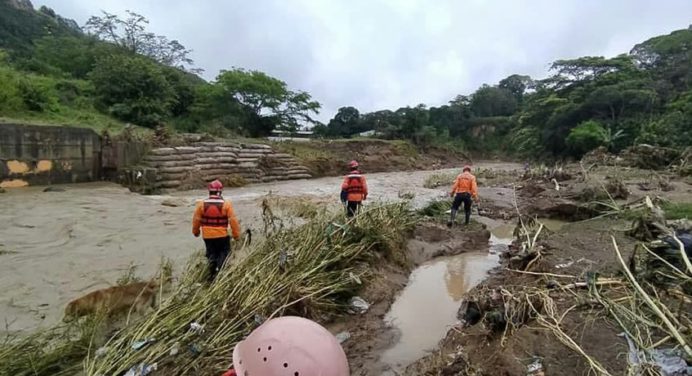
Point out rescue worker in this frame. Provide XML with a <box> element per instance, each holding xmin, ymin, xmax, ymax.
<box><xmin>340</xmin><ymin>160</ymin><xmax>368</xmax><ymax>217</ymax></box>
<box><xmin>222</xmin><ymin>316</ymin><xmax>350</xmax><ymax>376</ymax></box>
<box><xmin>448</xmin><ymin>165</ymin><xmax>479</xmax><ymax>227</ymax></box>
<box><xmin>192</xmin><ymin>179</ymin><xmax>241</xmax><ymax>281</ymax></box>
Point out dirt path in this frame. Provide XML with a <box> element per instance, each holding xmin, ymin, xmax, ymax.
<box><xmin>0</xmin><ymin>163</ymin><xmax>519</xmax><ymax>334</ymax></box>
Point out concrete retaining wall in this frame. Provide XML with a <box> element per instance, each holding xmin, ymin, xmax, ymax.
<box><xmin>0</xmin><ymin>124</ymin><xmax>102</xmax><ymax>188</ymax></box>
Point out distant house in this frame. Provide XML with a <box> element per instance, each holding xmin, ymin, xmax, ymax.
<box><xmin>268</xmin><ymin>129</ymin><xmax>314</xmax><ymax>142</ymax></box>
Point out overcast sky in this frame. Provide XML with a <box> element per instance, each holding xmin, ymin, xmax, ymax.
<box><xmin>35</xmin><ymin>0</ymin><xmax>692</xmax><ymax>122</ymax></box>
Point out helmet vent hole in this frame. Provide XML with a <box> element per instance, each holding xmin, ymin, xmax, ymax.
<box><xmin>263</xmin><ymin>357</ymin><xmax>267</xmax><ymax>362</ymax></box>
<box><xmin>283</xmin><ymin>363</ymin><xmax>288</xmax><ymax>368</ymax></box>
<box><xmin>268</xmin><ymin>346</ymin><xmax>272</xmax><ymax>351</ymax></box>
<box><xmin>294</xmin><ymin>372</ymin><xmax>300</xmax><ymax>376</ymax></box>
<box><xmin>257</xmin><ymin>348</ymin><xmax>261</xmax><ymax>352</ymax></box>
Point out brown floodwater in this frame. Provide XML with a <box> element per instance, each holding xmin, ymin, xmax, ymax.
<box><xmin>0</xmin><ymin>163</ymin><xmax>519</xmax><ymax>334</ymax></box>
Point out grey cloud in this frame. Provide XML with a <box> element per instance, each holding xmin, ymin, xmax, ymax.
<box><xmin>36</xmin><ymin>0</ymin><xmax>692</xmax><ymax>121</ymax></box>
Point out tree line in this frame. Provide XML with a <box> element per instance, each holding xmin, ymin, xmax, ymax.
<box><xmin>319</xmin><ymin>27</ymin><xmax>692</xmax><ymax>158</ymax></box>
<box><xmin>0</xmin><ymin>3</ymin><xmax>319</xmax><ymax>136</ymax></box>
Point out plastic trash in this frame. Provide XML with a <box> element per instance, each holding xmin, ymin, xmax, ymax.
<box><xmin>349</xmin><ymin>272</ymin><xmax>362</xmax><ymax>285</ymax></box>
<box><xmin>335</xmin><ymin>331</ymin><xmax>351</xmax><ymax>344</ymax></box>
<box><xmin>188</xmin><ymin>343</ymin><xmax>202</xmax><ymax>356</ymax></box>
<box><xmin>169</xmin><ymin>342</ymin><xmax>180</xmax><ymax>356</ymax></box>
<box><xmin>348</xmin><ymin>296</ymin><xmax>370</xmax><ymax>314</ymax></box>
<box><xmin>131</xmin><ymin>338</ymin><xmax>156</xmax><ymax>351</ymax></box>
<box><xmin>189</xmin><ymin>322</ymin><xmax>205</xmax><ymax>334</ymax></box>
<box><xmin>94</xmin><ymin>346</ymin><xmax>107</xmax><ymax>358</ymax></box>
<box><xmin>649</xmin><ymin>348</ymin><xmax>690</xmax><ymax>376</ymax></box>
<box><xmin>526</xmin><ymin>357</ymin><xmax>544</xmax><ymax>376</ymax></box>
<box><xmin>124</xmin><ymin>363</ymin><xmax>157</xmax><ymax>376</ymax></box>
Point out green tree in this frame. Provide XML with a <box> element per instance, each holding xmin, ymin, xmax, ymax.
<box><xmin>325</xmin><ymin>106</ymin><xmax>361</xmax><ymax>137</ymax></box>
<box><xmin>499</xmin><ymin>74</ymin><xmax>533</xmax><ymax>103</ymax></box>
<box><xmin>213</xmin><ymin>68</ymin><xmax>320</xmax><ymax>136</ymax></box>
<box><xmin>89</xmin><ymin>54</ymin><xmax>174</xmax><ymax>127</ymax></box>
<box><xmin>84</xmin><ymin>10</ymin><xmax>197</xmax><ymax>72</ymax></box>
<box><xmin>470</xmin><ymin>85</ymin><xmax>518</xmax><ymax>117</ymax></box>
<box><xmin>565</xmin><ymin>120</ymin><xmax>607</xmax><ymax>156</ymax></box>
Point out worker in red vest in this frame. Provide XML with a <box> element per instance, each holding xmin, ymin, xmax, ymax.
<box><xmin>340</xmin><ymin>160</ymin><xmax>368</xmax><ymax>217</ymax></box>
<box><xmin>192</xmin><ymin>180</ymin><xmax>241</xmax><ymax>281</ymax></box>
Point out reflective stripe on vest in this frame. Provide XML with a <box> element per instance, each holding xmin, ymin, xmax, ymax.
<box><xmin>201</xmin><ymin>199</ymin><xmax>228</xmax><ymax>227</ymax></box>
<box><xmin>346</xmin><ymin>174</ymin><xmax>364</xmax><ymax>194</ymax></box>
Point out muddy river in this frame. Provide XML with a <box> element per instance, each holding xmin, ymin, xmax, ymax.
<box><xmin>0</xmin><ymin>163</ymin><xmax>519</xmax><ymax>336</ymax></box>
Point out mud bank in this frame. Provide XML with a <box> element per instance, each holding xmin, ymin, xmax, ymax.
<box><xmin>404</xmin><ymin>164</ymin><xmax>692</xmax><ymax>376</ymax></box>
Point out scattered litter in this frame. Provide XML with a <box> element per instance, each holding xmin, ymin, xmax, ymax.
<box><xmin>619</xmin><ymin>332</ymin><xmax>642</xmax><ymax>367</ymax></box>
<box><xmin>124</xmin><ymin>363</ymin><xmax>157</xmax><ymax>376</ymax></box>
<box><xmin>335</xmin><ymin>331</ymin><xmax>351</xmax><ymax>344</ymax></box>
<box><xmin>555</xmin><ymin>260</ymin><xmax>574</xmax><ymax>269</ymax></box>
<box><xmin>188</xmin><ymin>343</ymin><xmax>202</xmax><ymax>356</ymax></box>
<box><xmin>94</xmin><ymin>346</ymin><xmax>108</xmax><ymax>358</ymax></box>
<box><xmin>131</xmin><ymin>338</ymin><xmax>156</xmax><ymax>351</ymax></box>
<box><xmin>649</xmin><ymin>348</ymin><xmax>691</xmax><ymax>376</ymax></box>
<box><xmin>526</xmin><ymin>357</ymin><xmax>544</xmax><ymax>376</ymax></box>
<box><xmin>189</xmin><ymin>322</ymin><xmax>205</xmax><ymax>334</ymax></box>
<box><xmin>348</xmin><ymin>296</ymin><xmax>370</xmax><ymax>314</ymax></box>
<box><xmin>349</xmin><ymin>272</ymin><xmax>362</xmax><ymax>285</ymax></box>
<box><xmin>169</xmin><ymin>342</ymin><xmax>180</xmax><ymax>356</ymax></box>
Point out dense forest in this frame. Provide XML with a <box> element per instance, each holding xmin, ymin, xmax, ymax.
<box><xmin>0</xmin><ymin>0</ymin><xmax>690</xmax><ymax>159</ymax></box>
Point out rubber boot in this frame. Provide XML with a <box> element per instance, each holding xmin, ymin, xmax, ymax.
<box><xmin>448</xmin><ymin>209</ymin><xmax>457</xmax><ymax>228</ymax></box>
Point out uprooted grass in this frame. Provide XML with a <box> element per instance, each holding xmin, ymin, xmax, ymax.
<box><xmin>0</xmin><ymin>203</ymin><xmax>416</xmax><ymax>376</ymax></box>
<box><xmin>87</xmin><ymin>203</ymin><xmax>415</xmax><ymax>375</ymax></box>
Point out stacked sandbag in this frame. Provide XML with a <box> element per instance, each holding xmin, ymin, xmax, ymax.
<box><xmin>141</xmin><ymin>142</ymin><xmax>312</xmax><ymax>190</ymax></box>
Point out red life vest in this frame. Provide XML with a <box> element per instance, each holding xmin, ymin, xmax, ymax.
<box><xmin>201</xmin><ymin>198</ymin><xmax>228</xmax><ymax>227</ymax></box>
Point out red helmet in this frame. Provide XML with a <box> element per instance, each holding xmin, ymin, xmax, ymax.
<box><xmin>462</xmin><ymin>165</ymin><xmax>472</xmax><ymax>172</ymax></box>
<box><xmin>348</xmin><ymin>160</ymin><xmax>359</xmax><ymax>169</ymax></box>
<box><xmin>208</xmin><ymin>179</ymin><xmax>223</xmax><ymax>192</ymax></box>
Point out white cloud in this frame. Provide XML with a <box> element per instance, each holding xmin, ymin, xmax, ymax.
<box><xmin>36</xmin><ymin>0</ymin><xmax>692</xmax><ymax>121</ymax></box>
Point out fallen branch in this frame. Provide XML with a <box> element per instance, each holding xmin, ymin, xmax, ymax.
<box><xmin>612</xmin><ymin>236</ymin><xmax>692</xmax><ymax>358</ymax></box>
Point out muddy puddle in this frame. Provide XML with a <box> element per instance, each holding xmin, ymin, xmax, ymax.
<box><xmin>0</xmin><ymin>163</ymin><xmax>519</xmax><ymax>334</ymax></box>
<box><xmin>379</xmin><ymin>231</ymin><xmax>506</xmax><ymax>372</ymax></box>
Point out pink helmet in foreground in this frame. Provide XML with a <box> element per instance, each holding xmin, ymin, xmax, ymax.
<box><xmin>232</xmin><ymin>316</ymin><xmax>349</xmax><ymax>376</ymax></box>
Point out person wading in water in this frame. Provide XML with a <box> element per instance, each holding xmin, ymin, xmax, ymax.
<box><xmin>448</xmin><ymin>165</ymin><xmax>479</xmax><ymax>227</ymax></box>
<box><xmin>340</xmin><ymin>160</ymin><xmax>368</xmax><ymax>217</ymax></box>
<box><xmin>192</xmin><ymin>179</ymin><xmax>241</xmax><ymax>281</ymax></box>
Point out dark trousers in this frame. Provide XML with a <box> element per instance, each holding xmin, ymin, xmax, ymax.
<box><xmin>452</xmin><ymin>192</ymin><xmax>473</xmax><ymax>224</ymax></box>
<box><xmin>346</xmin><ymin>201</ymin><xmax>361</xmax><ymax>217</ymax></box>
<box><xmin>203</xmin><ymin>236</ymin><xmax>231</xmax><ymax>281</ymax></box>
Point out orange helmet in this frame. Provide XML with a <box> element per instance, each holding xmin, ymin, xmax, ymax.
<box><xmin>208</xmin><ymin>179</ymin><xmax>223</xmax><ymax>192</ymax></box>
<box><xmin>462</xmin><ymin>165</ymin><xmax>472</xmax><ymax>172</ymax></box>
<box><xmin>348</xmin><ymin>160</ymin><xmax>359</xmax><ymax>169</ymax></box>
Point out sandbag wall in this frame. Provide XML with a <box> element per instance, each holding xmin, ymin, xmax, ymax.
<box><xmin>142</xmin><ymin>142</ymin><xmax>312</xmax><ymax>190</ymax></box>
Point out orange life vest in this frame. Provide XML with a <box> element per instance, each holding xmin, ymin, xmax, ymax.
<box><xmin>345</xmin><ymin>175</ymin><xmax>365</xmax><ymax>195</ymax></box>
<box><xmin>200</xmin><ymin>198</ymin><xmax>229</xmax><ymax>228</ymax></box>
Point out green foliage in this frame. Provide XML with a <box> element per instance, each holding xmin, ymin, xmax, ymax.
<box><xmin>661</xmin><ymin>202</ymin><xmax>692</xmax><ymax>220</ymax></box>
<box><xmin>89</xmin><ymin>54</ymin><xmax>174</xmax><ymax>127</ymax></box>
<box><xmin>211</xmin><ymin>68</ymin><xmax>321</xmax><ymax>136</ymax></box>
<box><xmin>566</xmin><ymin>120</ymin><xmax>607</xmax><ymax>156</ymax></box>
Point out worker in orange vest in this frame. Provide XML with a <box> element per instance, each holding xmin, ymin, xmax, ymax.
<box><xmin>192</xmin><ymin>180</ymin><xmax>241</xmax><ymax>281</ymax></box>
<box><xmin>340</xmin><ymin>160</ymin><xmax>368</xmax><ymax>217</ymax></box>
<box><xmin>448</xmin><ymin>165</ymin><xmax>479</xmax><ymax>227</ymax></box>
